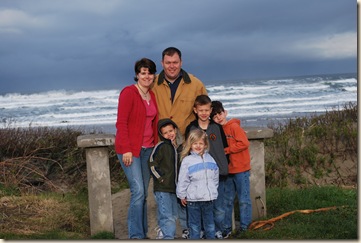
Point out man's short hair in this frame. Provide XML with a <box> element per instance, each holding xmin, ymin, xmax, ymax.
<box><xmin>162</xmin><ymin>47</ymin><xmax>182</xmax><ymax>60</ymax></box>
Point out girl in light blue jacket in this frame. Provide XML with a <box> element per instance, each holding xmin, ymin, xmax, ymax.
<box><xmin>176</xmin><ymin>129</ymin><xmax>219</xmax><ymax>239</ymax></box>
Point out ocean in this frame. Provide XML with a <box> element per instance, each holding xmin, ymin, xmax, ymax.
<box><xmin>0</xmin><ymin>73</ymin><xmax>357</xmax><ymax>135</ymax></box>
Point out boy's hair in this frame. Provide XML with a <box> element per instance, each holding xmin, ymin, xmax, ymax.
<box><xmin>180</xmin><ymin>129</ymin><xmax>209</xmax><ymax>161</ymax></box>
<box><xmin>210</xmin><ymin>100</ymin><xmax>225</xmax><ymax>118</ymax></box>
<box><xmin>194</xmin><ymin>95</ymin><xmax>211</xmax><ymax>107</ymax></box>
<box><xmin>160</xmin><ymin>122</ymin><xmax>176</xmax><ymax>130</ymax></box>
<box><xmin>157</xmin><ymin>118</ymin><xmax>178</xmax><ymax>138</ymax></box>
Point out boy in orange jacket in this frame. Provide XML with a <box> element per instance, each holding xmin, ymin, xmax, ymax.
<box><xmin>211</xmin><ymin>100</ymin><xmax>252</xmax><ymax>238</ymax></box>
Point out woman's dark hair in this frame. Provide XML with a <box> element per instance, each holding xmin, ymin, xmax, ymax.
<box><xmin>134</xmin><ymin>58</ymin><xmax>157</xmax><ymax>81</ymax></box>
<box><xmin>162</xmin><ymin>47</ymin><xmax>182</xmax><ymax>60</ymax></box>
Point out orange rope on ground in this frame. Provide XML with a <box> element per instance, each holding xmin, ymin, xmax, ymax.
<box><xmin>249</xmin><ymin>206</ymin><xmax>341</xmax><ymax>231</ymax></box>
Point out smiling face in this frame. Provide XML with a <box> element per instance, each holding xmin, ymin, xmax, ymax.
<box><xmin>136</xmin><ymin>67</ymin><xmax>155</xmax><ymax>89</ymax></box>
<box><xmin>193</xmin><ymin>103</ymin><xmax>212</xmax><ymax>122</ymax></box>
<box><xmin>161</xmin><ymin>53</ymin><xmax>182</xmax><ymax>82</ymax></box>
<box><xmin>160</xmin><ymin>124</ymin><xmax>177</xmax><ymax>142</ymax></box>
<box><xmin>212</xmin><ymin>110</ymin><xmax>228</xmax><ymax>125</ymax></box>
<box><xmin>191</xmin><ymin>138</ymin><xmax>206</xmax><ymax>155</ymax></box>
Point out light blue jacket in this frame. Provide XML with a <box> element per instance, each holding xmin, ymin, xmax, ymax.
<box><xmin>176</xmin><ymin>151</ymin><xmax>219</xmax><ymax>202</ymax></box>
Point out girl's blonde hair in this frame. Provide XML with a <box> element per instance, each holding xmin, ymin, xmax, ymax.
<box><xmin>180</xmin><ymin>129</ymin><xmax>209</xmax><ymax>162</ymax></box>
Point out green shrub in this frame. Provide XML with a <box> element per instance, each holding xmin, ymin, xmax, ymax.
<box><xmin>265</xmin><ymin>102</ymin><xmax>357</xmax><ymax>188</ymax></box>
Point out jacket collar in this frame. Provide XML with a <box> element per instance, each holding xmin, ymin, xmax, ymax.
<box><xmin>157</xmin><ymin>69</ymin><xmax>191</xmax><ymax>85</ymax></box>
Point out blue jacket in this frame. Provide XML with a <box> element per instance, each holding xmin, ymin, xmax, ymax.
<box><xmin>176</xmin><ymin>151</ymin><xmax>219</xmax><ymax>202</ymax></box>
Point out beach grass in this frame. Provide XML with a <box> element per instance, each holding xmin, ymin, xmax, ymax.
<box><xmin>264</xmin><ymin>101</ymin><xmax>357</xmax><ymax>188</ymax></box>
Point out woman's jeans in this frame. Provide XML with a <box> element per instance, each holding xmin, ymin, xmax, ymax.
<box><xmin>154</xmin><ymin>191</ymin><xmax>177</xmax><ymax>239</ymax></box>
<box><xmin>118</xmin><ymin>147</ymin><xmax>152</xmax><ymax>239</ymax></box>
<box><xmin>223</xmin><ymin>170</ymin><xmax>252</xmax><ymax>231</ymax></box>
<box><xmin>187</xmin><ymin>201</ymin><xmax>215</xmax><ymax>239</ymax></box>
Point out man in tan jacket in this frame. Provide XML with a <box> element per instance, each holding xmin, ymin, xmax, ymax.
<box><xmin>152</xmin><ymin>47</ymin><xmax>208</xmax><ymax>140</ymax></box>
<box><xmin>151</xmin><ymin>46</ymin><xmax>208</xmax><ymax>239</ymax></box>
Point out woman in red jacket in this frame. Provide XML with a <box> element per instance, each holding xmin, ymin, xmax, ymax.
<box><xmin>115</xmin><ymin>58</ymin><xmax>159</xmax><ymax>239</ymax></box>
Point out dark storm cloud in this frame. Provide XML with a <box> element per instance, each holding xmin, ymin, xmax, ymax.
<box><xmin>0</xmin><ymin>0</ymin><xmax>356</xmax><ymax>94</ymax></box>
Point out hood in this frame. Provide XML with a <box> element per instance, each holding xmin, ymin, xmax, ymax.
<box><xmin>226</xmin><ymin>118</ymin><xmax>241</xmax><ymax>127</ymax></box>
<box><xmin>157</xmin><ymin>118</ymin><xmax>179</xmax><ymax>141</ymax></box>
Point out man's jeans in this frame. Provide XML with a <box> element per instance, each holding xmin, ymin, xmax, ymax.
<box><xmin>154</xmin><ymin>191</ymin><xmax>177</xmax><ymax>239</ymax></box>
<box><xmin>223</xmin><ymin>170</ymin><xmax>252</xmax><ymax>231</ymax></box>
<box><xmin>187</xmin><ymin>201</ymin><xmax>215</xmax><ymax>239</ymax></box>
<box><xmin>118</xmin><ymin>147</ymin><xmax>152</xmax><ymax>239</ymax></box>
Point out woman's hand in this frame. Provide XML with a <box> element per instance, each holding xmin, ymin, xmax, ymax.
<box><xmin>122</xmin><ymin>152</ymin><xmax>133</xmax><ymax>167</ymax></box>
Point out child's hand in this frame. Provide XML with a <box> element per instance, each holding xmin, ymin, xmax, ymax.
<box><xmin>181</xmin><ymin>198</ymin><xmax>187</xmax><ymax>206</ymax></box>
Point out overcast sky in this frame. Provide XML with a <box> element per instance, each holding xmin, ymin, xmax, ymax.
<box><xmin>0</xmin><ymin>0</ymin><xmax>357</xmax><ymax>94</ymax></box>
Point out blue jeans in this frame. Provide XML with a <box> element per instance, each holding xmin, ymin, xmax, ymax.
<box><xmin>154</xmin><ymin>191</ymin><xmax>177</xmax><ymax>239</ymax></box>
<box><xmin>223</xmin><ymin>170</ymin><xmax>252</xmax><ymax>231</ymax></box>
<box><xmin>187</xmin><ymin>201</ymin><xmax>215</xmax><ymax>239</ymax></box>
<box><xmin>213</xmin><ymin>177</ymin><xmax>226</xmax><ymax>233</ymax></box>
<box><xmin>177</xmin><ymin>198</ymin><xmax>188</xmax><ymax>230</ymax></box>
<box><xmin>118</xmin><ymin>147</ymin><xmax>152</xmax><ymax>239</ymax></box>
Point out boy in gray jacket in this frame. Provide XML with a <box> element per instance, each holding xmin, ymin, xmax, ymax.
<box><xmin>184</xmin><ymin>95</ymin><xmax>229</xmax><ymax>239</ymax></box>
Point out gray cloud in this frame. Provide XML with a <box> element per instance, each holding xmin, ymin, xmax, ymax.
<box><xmin>0</xmin><ymin>0</ymin><xmax>356</xmax><ymax>94</ymax></box>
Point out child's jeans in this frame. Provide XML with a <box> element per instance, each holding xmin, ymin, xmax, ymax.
<box><xmin>187</xmin><ymin>200</ymin><xmax>215</xmax><ymax>239</ymax></box>
<box><xmin>223</xmin><ymin>170</ymin><xmax>252</xmax><ymax>231</ymax></box>
<box><xmin>213</xmin><ymin>176</ymin><xmax>226</xmax><ymax>233</ymax></box>
<box><xmin>177</xmin><ymin>198</ymin><xmax>188</xmax><ymax>230</ymax></box>
<box><xmin>154</xmin><ymin>191</ymin><xmax>177</xmax><ymax>239</ymax></box>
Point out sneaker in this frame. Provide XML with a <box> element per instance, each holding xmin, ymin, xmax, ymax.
<box><xmin>182</xmin><ymin>229</ymin><xmax>189</xmax><ymax>239</ymax></box>
<box><xmin>222</xmin><ymin>231</ymin><xmax>232</xmax><ymax>239</ymax></box>
<box><xmin>155</xmin><ymin>226</ymin><xmax>164</xmax><ymax>239</ymax></box>
<box><xmin>200</xmin><ymin>230</ymin><xmax>206</xmax><ymax>239</ymax></box>
<box><xmin>222</xmin><ymin>228</ymin><xmax>232</xmax><ymax>239</ymax></box>
<box><xmin>215</xmin><ymin>231</ymin><xmax>223</xmax><ymax>239</ymax></box>
<box><xmin>234</xmin><ymin>228</ymin><xmax>247</xmax><ymax>237</ymax></box>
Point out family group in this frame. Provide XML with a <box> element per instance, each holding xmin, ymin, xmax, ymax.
<box><xmin>115</xmin><ymin>47</ymin><xmax>251</xmax><ymax>239</ymax></box>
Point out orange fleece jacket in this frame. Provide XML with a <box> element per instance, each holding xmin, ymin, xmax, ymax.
<box><xmin>223</xmin><ymin>118</ymin><xmax>251</xmax><ymax>174</ymax></box>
